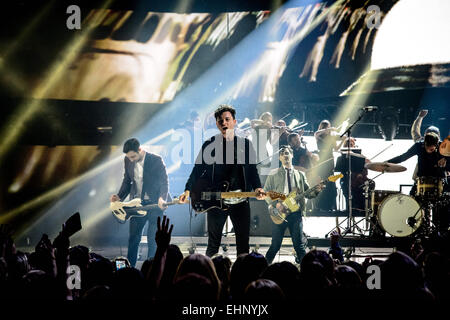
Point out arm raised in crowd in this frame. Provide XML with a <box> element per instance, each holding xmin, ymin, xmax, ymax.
<box><xmin>146</xmin><ymin>215</ymin><xmax>173</xmax><ymax>299</ymax></box>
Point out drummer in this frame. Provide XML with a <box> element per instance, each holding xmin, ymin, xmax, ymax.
<box><xmin>386</xmin><ymin>132</ymin><xmax>449</xmax><ymax>182</ymax></box>
<box><xmin>410</xmin><ymin>109</ymin><xmax>441</xmax><ymax>181</ymax></box>
<box><xmin>386</xmin><ymin>131</ymin><xmax>450</xmax><ymax>233</ymax></box>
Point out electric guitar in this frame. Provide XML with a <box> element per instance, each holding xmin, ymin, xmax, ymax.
<box><xmin>190</xmin><ymin>177</ymin><xmax>285</xmax><ymax>213</ymax></box>
<box><xmin>110</xmin><ymin>198</ymin><xmax>181</xmax><ymax>223</ymax></box>
<box><xmin>269</xmin><ymin>173</ymin><xmax>343</xmax><ymax>224</ymax></box>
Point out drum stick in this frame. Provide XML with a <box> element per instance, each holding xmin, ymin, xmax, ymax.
<box><xmin>370</xmin><ymin>143</ymin><xmax>393</xmax><ymax>161</ymax></box>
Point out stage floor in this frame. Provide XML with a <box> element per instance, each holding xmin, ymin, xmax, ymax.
<box><xmin>17</xmin><ymin>235</ymin><xmax>397</xmax><ymax>269</ymax></box>
<box><xmin>76</xmin><ymin>236</ymin><xmax>397</xmax><ymax>268</ymax></box>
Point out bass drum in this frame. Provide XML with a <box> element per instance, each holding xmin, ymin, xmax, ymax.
<box><xmin>377</xmin><ymin>194</ymin><xmax>423</xmax><ymax>237</ymax></box>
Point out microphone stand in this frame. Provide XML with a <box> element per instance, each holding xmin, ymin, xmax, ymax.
<box><xmin>340</xmin><ymin>110</ymin><xmax>368</xmax><ymax>236</ymax></box>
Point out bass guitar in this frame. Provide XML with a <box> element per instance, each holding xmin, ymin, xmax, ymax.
<box><xmin>269</xmin><ymin>173</ymin><xmax>343</xmax><ymax>224</ymax></box>
<box><xmin>190</xmin><ymin>178</ymin><xmax>285</xmax><ymax>213</ymax></box>
<box><xmin>110</xmin><ymin>198</ymin><xmax>181</xmax><ymax>223</ymax></box>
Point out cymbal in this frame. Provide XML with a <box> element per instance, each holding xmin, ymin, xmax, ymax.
<box><xmin>365</xmin><ymin>162</ymin><xmax>407</xmax><ymax>173</ymax></box>
<box><xmin>439</xmin><ymin>135</ymin><xmax>450</xmax><ymax>156</ymax></box>
<box><xmin>339</xmin><ymin>151</ymin><xmax>366</xmax><ymax>159</ymax></box>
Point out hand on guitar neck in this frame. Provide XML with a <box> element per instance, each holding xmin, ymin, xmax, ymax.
<box><xmin>254</xmin><ymin>188</ymin><xmax>266</xmax><ymax>200</ymax></box>
<box><xmin>179</xmin><ymin>190</ymin><xmax>190</xmax><ymax>204</ymax></box>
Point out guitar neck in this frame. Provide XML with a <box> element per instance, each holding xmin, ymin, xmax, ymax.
<box><xmin>138</xmin><ymin>201</ymin><xmax>178</xmax><ymax>211</ymax></box>
<box><xmin>220</xmin><ymin>192</ymin><xmax>259</xmax><ymax>199</ymax></box>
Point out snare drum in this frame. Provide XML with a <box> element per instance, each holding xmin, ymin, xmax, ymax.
<box><xmin>377</xmin><ymin>194</ymin><xmax>423</xmax><ymax>237</ymax></box>
<box><xmin>415</xmin><ymin>176</ymin><xmax>443</xmax><ymax>199</ymax></box>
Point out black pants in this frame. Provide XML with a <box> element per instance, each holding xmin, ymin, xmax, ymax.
<box><xmin>206</xmin><ymin>200</ymin><xmax>250</xmax><ymax>257</ymax></box>
<box><xmin>265</xmin><ymin>211</ymin><xmax>306</xmax><ymax>264</ymax></box>
<box><xmin>127</xmin><ymin>208</ymin><xmax>163</xmax><ymax>267</ymax></box>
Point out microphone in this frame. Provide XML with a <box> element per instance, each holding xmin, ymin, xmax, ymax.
<box><xmin>363</xmin><ymin>106</ymin><xmax>378</xmax><ymax>112</ymax></box>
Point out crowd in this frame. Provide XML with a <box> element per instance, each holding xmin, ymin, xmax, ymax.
<box><xmin>0</xmin><ymin>218</ymin><xmax>448</xmax><ymax>303</ymax></box>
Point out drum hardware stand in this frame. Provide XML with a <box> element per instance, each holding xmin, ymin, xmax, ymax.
<box><xmin>339</xmin><ymin>108</ymin><xmax>370</xmax><ymax>236</ymax></box>
<box><xmin>410</xmin><ymin>199</ymin><xmax>438</xmax><ymax>239</ymax></box>
<box><xmin>325</xmin><ymin>213</ymin><xmax>367</xmax><ymax>237</ymax></box>
<box><xmin>363</xmin><ymin>180</ymin><xmax>373</xmax><ymax>230</ymax></box>
<box><xmin>419</xmin><ymin>200</ymin><xmax>437</xmax><ymax>237</ymax></box>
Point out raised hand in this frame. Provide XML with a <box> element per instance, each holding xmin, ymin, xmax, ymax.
<box><xmin>418</xmin><ymin>109</ymin><xmax>428</xmax><ymax>118</ymax></box>
<box><xmin>35</xmin><ymin>234</ymin><xmax>57</xmax><ymax>277</ymax></box>
<box><xmin>53</xmin><ymin>231</ymin><xmax>70</xmax><ymax>251</ymax></box>
<box><xmin>155</xmin><ymin>215</ymin><xmax>173</xmax><ymax>251</ymax></box>
<box><xmin>330</xmin><ymin>229</ymin><xmax>340</xmax><ymax>247</ymax></box>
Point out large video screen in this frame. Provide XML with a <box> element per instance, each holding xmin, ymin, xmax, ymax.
<box><xmin>32</xmin><ymin>10</ymin><xmax>269</xmax><ymax>103</ymax></box>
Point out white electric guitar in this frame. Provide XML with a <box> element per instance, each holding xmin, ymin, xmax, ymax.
<box><xmin>110</xmin><ymin>198</ymin><xmax>181</xmax><ymax>223</ymax></box>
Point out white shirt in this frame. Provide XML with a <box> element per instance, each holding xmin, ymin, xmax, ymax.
<box><xmin>134</xmin><ymin>153</ymin><xmax>146</xmax><ymax>199</ymax></box>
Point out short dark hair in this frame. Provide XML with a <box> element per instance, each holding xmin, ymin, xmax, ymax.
<box><xmin>424</xmin><ymin>132</ymin><xmax>439</xmax><ymax>147</ymax></box>
<box><xmin>123</xmin><ymin>138</ymin><xmax>140</xmax><ymax>153</ymax></box>
<box><xmin>424</xmin><ymin>125</ymin><xmax>440</xmax><ymax>138</ymax></box>
<box><xmin>287</xmin><ymin>133</ymin><xmax>299</xmax><ymax>143</ymax></box>
<box><xmin>214</xmin><ymin>105</ymin><xmax>236</xmax><ymax>120</ymax></box>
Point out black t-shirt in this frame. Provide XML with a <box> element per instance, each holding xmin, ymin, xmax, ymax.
<box><xmin>214</xmin><ymin>137</ymin><xmax>245</xmax><ymax>191</ymax></box>
<box><xmin>388</xmin><ymin>142</ymin><xmax>450</xmax><ymax>178</ymax></box>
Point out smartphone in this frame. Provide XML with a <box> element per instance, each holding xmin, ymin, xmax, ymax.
<box><xmin>114</xmin><ymin>258</ymin><xmax>129</xmax><ymax>270</ymax></box>
<box><xmin>115</xmin><ymin>260</ymin><xmax>127</xmax><ymax>270</ymax></box>
<box><xmin>62</xmin><ymin>212</ymin><xmax>82</xmax><ymax>238</ymax></box>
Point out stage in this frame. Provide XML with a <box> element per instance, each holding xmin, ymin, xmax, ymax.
<box><xmin>15</xmin><ymin>235</ymin><xmax>402</xmax><ymax>269</ymax></box>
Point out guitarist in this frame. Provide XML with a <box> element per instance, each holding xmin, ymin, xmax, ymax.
<box><xmin>179</xmin><ymin>105</ymin><xmax>266</xmax><ymax>257</ymax></box>
<box><xmin>110</xmin><ymin>138</ymin><xmax>169</xmax><ymax>267</ymax></box>
<box><xmin>264</xmin><ymin>145</ymin><xmax>324</xmax><ymax>265</ymax></box>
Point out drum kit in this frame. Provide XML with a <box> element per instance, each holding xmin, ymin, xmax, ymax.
<box><xmin>361</xmin><ymin>162</ymin><xmax>449</xmax><ymax>238</ymax></box>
